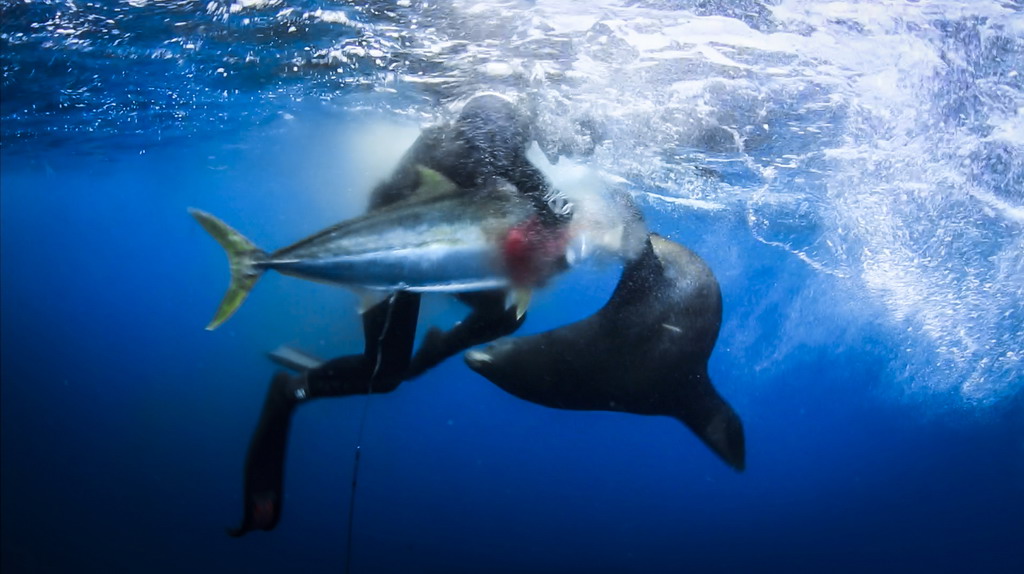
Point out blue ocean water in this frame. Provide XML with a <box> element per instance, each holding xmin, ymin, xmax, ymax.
<box><xmin>2</xmin><ymin>1</ymin><xmax>1023</xmax><ymax>573</ymax></box>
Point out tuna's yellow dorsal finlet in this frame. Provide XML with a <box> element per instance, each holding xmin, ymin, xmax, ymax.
<box><xmin>415</xmin><ymin>165</ymin><xmax>459</xmax><ymax>198</ymax></box>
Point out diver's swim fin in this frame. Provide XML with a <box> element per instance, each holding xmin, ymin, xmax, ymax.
<box><xmin>229</xmin><ymin>372</ymin><xmax>302</xmax><ymax>537</ymax></box>
<box><xmin>466</xmin><ymin>235</ymin><xmax>745</xmax><ymax>471</ymax></box>
<box><xmin>267</xmin><ymin>345</ymin><xmax>325</xmax><ymax>372</ymax></box>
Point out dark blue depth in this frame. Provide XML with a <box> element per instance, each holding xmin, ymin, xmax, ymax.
<box><xmin>2</xmin><ymin>112</ymin><xmax>1022</xmax><ymax>574</ymax></box>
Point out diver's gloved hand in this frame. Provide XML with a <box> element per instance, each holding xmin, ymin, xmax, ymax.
<box><xmin>541</xmin><ymin>187</ymin><xmax>574</xmax><ymax>225</ymax></box>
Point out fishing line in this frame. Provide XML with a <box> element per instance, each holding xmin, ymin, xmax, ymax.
<box><xmin>344</xmin><ymin>292</ymin><xmax>397</xmax><ymax>574</ymax></box>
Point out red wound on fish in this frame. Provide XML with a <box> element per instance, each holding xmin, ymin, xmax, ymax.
<box><xmin>502</xmin><ymin>217</ymin><xmax>570</xmax><ymax>286</ymax></box>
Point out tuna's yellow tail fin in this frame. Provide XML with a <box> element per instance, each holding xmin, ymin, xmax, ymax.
<box><xmin>189</xmin><ymin>208</ymin><xmax>266</xmax><ymax>330</ymax></box>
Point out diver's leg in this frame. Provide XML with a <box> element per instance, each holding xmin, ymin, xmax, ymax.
<box><xmin>304</xmin><ymin>291</ymin><xmax>421</xmax><ymax>396</ymax></box>
<box><xmin>407</xmin><ymin>289</ymin><xmax>524</xmax><ymax>378</ymax></box>
<box><xmin>229</xmin><ymin>292</ymin><xmax>421</xmax><ymax>536</ymax></box>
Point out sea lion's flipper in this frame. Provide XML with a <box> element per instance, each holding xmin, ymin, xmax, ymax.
<box><xmin>466</xmin><ymin>235</ymin><xmax>744</xmax><ymax>470</ymax></box>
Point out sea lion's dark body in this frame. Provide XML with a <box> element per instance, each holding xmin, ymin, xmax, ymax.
<box><xmin>466</xmin><ymin>234</ymin><xmax>745</xmax><ymax>470</ymax></box>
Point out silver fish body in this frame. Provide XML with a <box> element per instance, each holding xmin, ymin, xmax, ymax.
<box><xmin>262</xmin><ymin>184</ymin><xmax>535</xmax><ymax>292</ymax></box>
<box><xmin>191</xmin><ymin>169</ymin><xmax>551</xmax><ymax>330</ymax></box>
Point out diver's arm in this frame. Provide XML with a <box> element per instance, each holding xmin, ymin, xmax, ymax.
<box><xmin>507</xmin><ymin>157</ymin><xmax>573</xmax><ymax>225</ymax></box>
<box><xmin>406</xmin><ymin>291</ymin><xmax>525</xmax><ymax>379</ymax></box>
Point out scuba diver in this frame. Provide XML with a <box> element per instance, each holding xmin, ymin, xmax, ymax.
<box><xmin>228</xmin><ymin>93</ymin><xmax>575</xmax><ymax>536</ymax></box>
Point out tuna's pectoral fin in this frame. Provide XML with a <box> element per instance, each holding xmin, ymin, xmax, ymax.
<box><xmin>189</xmin><ymin>208</ymin><xmax>266</xmax><ymax>330</ymax></box>
<box><xmin>504</xmin><ymin>288</ymin><xmax>532</xmax><ymax>320</ymax></box>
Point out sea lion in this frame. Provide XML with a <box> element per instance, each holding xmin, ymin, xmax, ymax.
<box><xmin>466</xmin><ymin>234</ymin><xmax>745</xmax><ymax>470</ymax></box>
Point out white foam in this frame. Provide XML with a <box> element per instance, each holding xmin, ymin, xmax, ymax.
<box><xmin>528</xmin><ymin>145</ymin><xmax>648</xmax><ymax>263</ymax></box>
<box><xmin>382</xmin><ymin>0</ymin><xmax>1024</xmax><ymax>408</ymax></box>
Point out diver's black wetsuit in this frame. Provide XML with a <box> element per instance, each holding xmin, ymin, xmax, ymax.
<box><xmin>229</xmin><ymin>95</ymin><xmax>572</xmax><ymax>537</ymax></box>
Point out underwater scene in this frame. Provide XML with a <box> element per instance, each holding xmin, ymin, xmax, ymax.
<box><xmin>2</xmin><ymin>1</ymin><xmax>1022</xmax><ymax>572</ymax></box>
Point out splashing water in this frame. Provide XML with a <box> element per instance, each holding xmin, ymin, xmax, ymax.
<box><xmin>2</xmin><ymin>0</ymin><xmax>1022</xmax><ymax>406</ymax></box>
